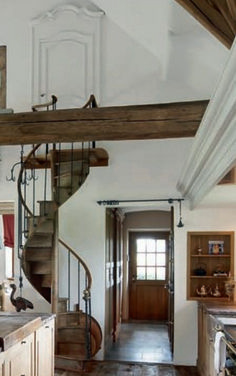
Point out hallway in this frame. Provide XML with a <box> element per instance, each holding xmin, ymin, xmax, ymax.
<box><xmin>105</xmin><ymin>322</ymin><xmax>173</xmax><ymax>363</ymax></box>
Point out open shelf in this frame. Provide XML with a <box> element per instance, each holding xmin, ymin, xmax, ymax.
<box><xmin>187</xmin><ymin>231</ymin><xmax>234</xmax><ymax>301</ymax></box>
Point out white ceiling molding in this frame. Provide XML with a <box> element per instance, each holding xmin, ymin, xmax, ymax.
<box><xmin>31</xmin><ymin>4</ymin><xmax>104</xmax><ymax>109</ymax></box>
<box><xmin>177</xmin><ymin>38</ymin><xmax>236</xmax><ymax>209</ymax></box>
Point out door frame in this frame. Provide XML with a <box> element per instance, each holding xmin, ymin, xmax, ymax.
<box><xmin>121</xmin><ymin>208</ymin><xmax>175</xmax><ymax>355</ymax></box>
<box><xmin>128</xmin><ymin>230</ymin><xmax>170</xmax><ymax>321</ymax></box>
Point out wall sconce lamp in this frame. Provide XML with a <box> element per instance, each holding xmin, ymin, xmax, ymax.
<box><xmin>177</xmin><ymin>199</ymin><xmax>184</xmax><ymax>228</ymax></box>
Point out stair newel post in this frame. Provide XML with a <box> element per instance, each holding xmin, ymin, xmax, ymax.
<box><xmin>83</xmin><ymin>288</ymin><xmax>91</xmax><ymax>359</ymax></box>
<box><xmin>78</xmin><ymin>260</ymin><xmax>80</xmax><ymax>308</ymax></box>
<box><xmin>70</xmin><ymin>143</ymin><xmax>74</xmax><ymax>197</ymax></box>
<box><xmin>51</xmin><ymin>208</ymin><xmax>59</xmax><ymax>314</ymax></box>
<box><xmin>57</xmin><ymin>143</ymin><xmax>62</xmax><ymax>205</ymax></box>
<box><xmin>43</xmin><ymin>144</ymin><xmax>49</xmax><ymax>216</ymax></box>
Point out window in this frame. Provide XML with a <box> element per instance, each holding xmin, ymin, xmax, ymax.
<box><xmin>5</xmin><ymin>246</ymin><xmax>14</xmax><ymax>279</ymax></box>
<box><xmin>0</xmin><ymin>203</ymin><xmax>15</xmax><ymax>279</ymax></box>
<box><xmin>136</xmin><ymin>237</ymin><xmax>167</xmax><ymax>281</ymax></box>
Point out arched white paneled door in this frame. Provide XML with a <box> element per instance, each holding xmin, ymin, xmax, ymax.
<box><xmin>31</xmin><ymin>3</ymin><xmax>104</xmax><ymax>108</ymax></box>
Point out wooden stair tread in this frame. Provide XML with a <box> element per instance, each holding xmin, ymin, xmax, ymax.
<box><xmin>55</xmin><ymin>356</ymin><xmax>85</xmax><ymax>372</ymax></box>
<box><xmin>26</xmin><ymin>234</ymin><xmax>53</xmax><ymax>248</ymax></box>
<box><xmin>31</xmin><ymin>260</ymin><xmax>51</xmax><ymax>275</ymax></box>
<box><xmin>25</xmin><ymin>248</ymin><xmax>52</xmax><ymax>261</ymax></box>
<box><xmin>41</xmin><ymin>274</ymin><xmax>51</xmax><ymax>287</ymax></box>
<box><xmin>27</xmin><ymin>217</ymin><xmax>54</xmax><ymax>234</ymax></box>
<box><xmin>23</xmin><ymin>155</ymin><xmax>51</xmax><ymax>169</ymax></box>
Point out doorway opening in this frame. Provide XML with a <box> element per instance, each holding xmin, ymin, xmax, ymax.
<box><xmin>105</xmin><ymin>207</ymin><xmax>174</xmax><ymax>364</ymax></box>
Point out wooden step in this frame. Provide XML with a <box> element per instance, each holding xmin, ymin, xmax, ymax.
<box><xmin>27</xmin><ymin>234</ymin><xmax>53</xmax><ymax>248</ymax></box>
<box><xmin>54</xmin><ymin>173</ymin><xmax>88</xmax><ymax>189</ymax></box>
<box><xmin>27</xmin><ymin>216</ymin><xmax>54</xmax><ymax>235</ymax></box>
<box><xmin>25</xmin><ymin>247</ymin><xmax>52</xmax><ymax>261</ymax></box>
<box><xmin>41</xmin><ymin>274</ymin><xmax>52</xmax><ymax>288</ymax></box>
<box><xmin>53</xmin><ymin>160</ymin><xmax>86</xmax><ymax>176</ymax></box>
<box><xmin>57</xmin><ymin>342</ymin><xmax>87</xmax><ymax>358</ymax></box>
<box><xmin>57</xmin><ymin>327</ymin><xmax>86</xmax><ymax>343</ymax></box>
<box><xmin>54</xmin><ymin>187</ymin><xmax>76</xmax><ymax>206</ymax></box>
<box><xmin>58</xmin><ymin>298</ymin><xmax>69</xmax><ymax>313</ymax></box>
<box><xmin>57</xmin><ymin>312</ymin><xmax>84</xmax><ymax>328</ymax></box>
<box><xmin>55</xmin><ymin>356</ymin><xmax>84</xmax><ymax>374</ymax></box>
<box><xmin>38</xmin><ymin>200</ymin><xmax>57</xmax><ymax>217</ymax></box>
<box><xmin>31</xmin><ymin>260</ymin><xmax>51</xmax><ymax>274</ymax></box>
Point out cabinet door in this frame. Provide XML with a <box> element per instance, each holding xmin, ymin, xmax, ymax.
<box><xmin>0</xmin><ymin>352</ymin><xmax>5</xmax><ymax>376</ymax></box>
<box><xmin>5</xmin><ymin>332</ymin><xmax>34</xmax><ymax>376</ymax></box>
<box><xmin>35</xmin><ymin>319</ymin><xmax>54</xmax><ymax>376</ymax></box>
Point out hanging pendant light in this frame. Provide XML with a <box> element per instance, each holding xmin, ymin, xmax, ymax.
<box><xmin>177</xmin><ymin>199</ymin><xmax>184</xmax><ymax>228</ymax></box>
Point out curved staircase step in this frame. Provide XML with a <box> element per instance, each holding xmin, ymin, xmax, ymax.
<box><xmin>57</xmin><ymin>327</ymin><xmax>86</xmax><ymax>343</ymax></box>
<box><xmin>31</xmin><ymin>260</ymin><xmax>51</xmax><ymax>274</ymax></box>
<box><xmin>57</xmin><ymin>342</ymin><xmax>87</xmax><ymax>358</ymax></box>
<box><xmin>27</xmin><ymin>234</ymin><xmax>53</xmax><ymax>248</ymax></box>
<box><xmin>25</xmin><ymin>247</ymin><xmax>52</xmax><ymax>261</ymax></box>
<box><xmin>41</xmin><ymin>274</ymin><xmax>52</xmax><ymax>288</ymax></box>
<box><xmin>55</xmin><ymin>356</ymin><xmax>85</xmax><ymax>373</ymax></box>
<box><xmin>38</xmin><ymin>200</ymin><xmax>57</xmax><ymax>217</ymax></box>
<box><xmin>57</xmin><ymin>312</ymin><xmax>84</xmax><ymax>327</ymax></box>
<box><xmin>27</xmin><ymin>216</ymin><xmax>54</xmax><ymax>235</ymax></box>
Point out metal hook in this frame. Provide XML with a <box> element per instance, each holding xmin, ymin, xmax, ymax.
<box><xmin>26</xmin><ymin>169</ymin><xmax>38</xmax><ymax>182</ymax></box>
<box><xmin>20</xmin><ymin>170</ymin><xmax>29</xmax><ymax>186</ymax></box>
<box><xmin>6</xmin><ymin>161</ymin><xmax>22</xmax><ymax>182</ymax></box>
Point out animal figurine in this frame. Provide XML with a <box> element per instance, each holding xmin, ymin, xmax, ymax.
<box><xmin>196</xmin><ymin>284</ymin><xmax>209</xmax><ymax>297</ymax></box>
<box><xmin>9</xmin><ymin>284</ymin><xmax>34</xmax><ymax>312</ymax></box>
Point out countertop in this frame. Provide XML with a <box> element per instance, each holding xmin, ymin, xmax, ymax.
<box><xmin>0</xmin><ymin>312</ymin><xmax>55</xmax><ymax>352</ymax></box>
<box><xmin>200</xmin><ymin>301</ymin><xmax>236</xmax><ymax>316</ymax></box>
<box><xmin>200</xmin><ymin>302</ymin><xmax>236</xmax><ymax>343</ymax></box>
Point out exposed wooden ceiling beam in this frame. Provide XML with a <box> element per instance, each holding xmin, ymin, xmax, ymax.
<box><xmin>0</xmin><ymin>100</ymin><xmax>208</xmax><ymax>145</ymax></box>
<box><xmin>175</xmin><ymin>0</ymin><xmax>236</xmax><ymax>48</ymax></box>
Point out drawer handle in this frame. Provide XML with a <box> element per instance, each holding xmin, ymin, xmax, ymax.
<box><xmin>45</xmin><ymin>325</ymin><xmax>49</xmax><ymax>328</ymax></box>
<box><xmin>21</xmin><ymin>340</ymin><xmax>26</xmax><ymax>344</ymax></box>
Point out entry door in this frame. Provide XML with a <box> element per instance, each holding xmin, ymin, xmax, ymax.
<box><xmin>129</xmin><ymin>231</ymin><xmax>169</xmax><ymax>321</ymax></box>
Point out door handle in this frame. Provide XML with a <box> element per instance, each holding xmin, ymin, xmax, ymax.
<box><xmin>132</xmin><ymin>275</ymin><xmax>136</xmax><ymax>282</ymax></box>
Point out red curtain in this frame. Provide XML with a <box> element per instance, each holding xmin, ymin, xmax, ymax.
<box><xmin>2</xmin><ymin>214</ymin><xmax>14</xmax><ymax>248</ymax></box>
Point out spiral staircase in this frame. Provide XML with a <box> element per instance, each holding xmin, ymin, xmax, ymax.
<box><xmin>15</xmin><ymin>96</ymin><xmax>108</xmax><ymax>371</ymax></box>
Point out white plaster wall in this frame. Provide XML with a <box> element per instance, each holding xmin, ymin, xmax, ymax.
<box><xmin>174</xmin><ymin>205</ymin><xmax>236</xmax><ymax>365</ymax></box>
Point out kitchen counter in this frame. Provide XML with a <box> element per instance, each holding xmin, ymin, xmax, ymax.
<box><xmin>0</xmin><ymin>312</ymin><xmax>55</xmax><ymax>352</ymax></box>
<box><xmin>200</xmin><ymin>301</ymin><xmax>236</xmax><ymax>316</ymax></box>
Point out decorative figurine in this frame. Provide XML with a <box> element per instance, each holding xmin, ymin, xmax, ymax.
<box><xmin>211</xmin><ymin>284</ymin><xmax>221</xmax><ymax>297</ymax></box>
<box><xmin>10</xmin><ymin>283</ymin><xmax>34</xmax><ymax>312</ymax></box>
<box><xmin>196</xmin><ymin>285</ymin><xmax>209</xmax><ymax>297</ymax></box>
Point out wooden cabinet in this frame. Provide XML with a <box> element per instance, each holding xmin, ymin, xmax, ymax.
<box><xmin>197</xmin><ymin>303</ymin><xmax>216</xmax><ymax>376</ymax></box>
<box><xmin>0</xmin><ymin>352</ymin><xmax>5</xmax><ymax>376</ymax></box>
<box><xmin>0</xmin><ymin>315</ymin><xmax>55</xmax><ymax>376</ymax></box>
<box><xmin>35</xmin><ymin>319</ymin><xmax>54</xmax><ymax>376</ymax></box>
<box><xmin>5</xmin><ymin>332</ymin><xmax>34</xmax><ymax>376</ymax></box>
<box><xmin>187</xmin><ymin>231</ymin><xmax>234</xmax><ymax>301</ymax></box>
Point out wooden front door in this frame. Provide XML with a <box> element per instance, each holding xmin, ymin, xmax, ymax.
<box><xmin>129</xmin><ymin>231</ymin><xmax>169</xmax><ymax>321</ymax></box>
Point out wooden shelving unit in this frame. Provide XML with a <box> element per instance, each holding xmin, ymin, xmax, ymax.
<box><xmin>187</xmin><ymin>231</ymin><xmax>234</xmax><ymax>301</ymax></box>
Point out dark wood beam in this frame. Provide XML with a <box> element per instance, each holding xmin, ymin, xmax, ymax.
<box><xmin>175</xmin><ymin>0</ymin><xmax>236</xmax><ymax>48</ymax></box>
<box><xmin>0</xmin><ymin>100</ymin><xmax>209</xmax><ymax>145</ymax></box>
